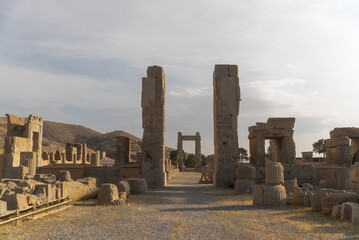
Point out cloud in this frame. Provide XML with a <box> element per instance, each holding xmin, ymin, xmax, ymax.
<box><xmin>1</xmin><ymin>1</ymin><xmax>359</xmax><ymax>156</ymax></box>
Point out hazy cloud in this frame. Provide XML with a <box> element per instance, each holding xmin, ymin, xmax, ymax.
<box><xmin>1</xmin><ymin>1</ymin><xmax>359</xmax><ymax>155</ymax></box>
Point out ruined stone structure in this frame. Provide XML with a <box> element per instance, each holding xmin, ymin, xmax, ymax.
<box><xmin>314</xmin><ymin>127</ymin><xmax>359</xmax><ymax>190</ymax></box>
<box><xmin>325</xmin><ymin>128</ymin><xmax>359</xmax><ymax>167</ymax></box>
<box><xmin>65</xmin><ymin>143</ymin><xmax>88</xmax><ymax>164</ymax></box>
<box><xmin>0</xmin><ymin>114</ymin><xmax>44</xmax><ymax>179</ymax></box>
<box><xmin>234</xmin><ymin>164</ymin><xmax>256</xmax><ymax>194</ymax></box>
<box><xmin>248</xmin><ymin>118</ymin><xmax>296</xmax><ymax>169</ymax></box>
<box><xmin>301</xmin><ymin>151</ymin><xmax>313</xmax><ymax>162</ymax></box>
<box><xmin>177</xmin><ymin>132</ymin><xmax>201</xmax><ymax>172</ymax></box>
<box><xmin>141</xmin><ymin>66</ymin><xmax>166</xmax><ymax>187</ymax></box>
<box><xmin>114</xmin><ymin>136</ymin><xmax>131</xmax><ymax>180</ymax></box>
<box><xmin>253</xmin><ymin>162</ymin><xmax>286</xmax><ymax>208</ymax></box>
<box><xmin>213</xmin><ymin>64</ymin><xmax>241</xmax><ymax>187</ymax></box>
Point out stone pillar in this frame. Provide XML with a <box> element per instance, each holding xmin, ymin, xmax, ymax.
<box><xmin>213</xmin><ymin>64</ymin><xmax>241</xmax><ymax>187</ymax></box>
<box><xmin>82</xmin><ymin>143</ymin><xmax>87</xmax><ymax>164</ymax></box>
<box><xmin>195</xmin><ymin>132</ymin><xmax>201</xmax><ymax>172</ymax></box>
<box><xmin>177</xmin><ymin>132</ymin><xmax>184</xmax><ymax>172</ymax></box>
<box><xmin>115</xmin><ymin>136</ymin><xmax>131</xmax><ymax>179</ymax></box>
<box><xmin>76</xmin><ymin>144</ymin><xmax>83</xmax><ymax>164</ymax></box>
<box><xmin>141</xmin><ymin>65</ymin><xmax>166</xmax><ymax>187</ymax></box>
<box><xmin>96</xmin><ymin>150</ymin><xmax>101</xmax><ymax>166</ymax></box>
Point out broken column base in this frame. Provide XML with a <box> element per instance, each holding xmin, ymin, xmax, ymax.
<box><xmin>253</xmin><ymin>185</ymin><xmax>286</xmax><ymax>208</ymax></box>
<box><xmin>234</xmin><ymin>180</ymin><xmax>255</xmax><ymax>194</ymax></box>
<box><xmin>127</xmin><ymin>178</ymin><xmax>148</xmax><ymax>194</ymax></box>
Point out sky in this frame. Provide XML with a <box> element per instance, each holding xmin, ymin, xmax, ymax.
<box><xmin>0</xmin><ymin>0</ymin><xmax>359</xmax><ymax>156</ymax></box>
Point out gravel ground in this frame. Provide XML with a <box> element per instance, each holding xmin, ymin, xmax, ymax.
<box><xmin>1</xmin><ymin>172</ymin><xmax>359</xmax><ymax>240</ymax></box>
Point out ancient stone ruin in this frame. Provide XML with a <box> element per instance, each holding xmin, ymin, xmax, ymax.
<box><xmin>248</xmin><ymin>118</ymin><xmax>296</xmax><ymax>169</ymax></box>
<box><xmin>213</xmin><ymin>64</ymin><xmax>241</xmax><ymax>187</ymax></box>
<box><xmin>253</xmin><ymin>162</ymin><xmax>286</xmax><ymax>208</ymax></box>
<box><xmin>0</xmin><ymin>114</ymin><xmax>44</xmax><ymax>179</ymax></box>
<box><xmin>141</xmin><ymin>65</ymin><xmax>166</xmax><ymax>187</ymax></box>
<box><xmin>177</xmin><ymin>132</ymin><xmax>201</xmax><ymax>172</ymax></box>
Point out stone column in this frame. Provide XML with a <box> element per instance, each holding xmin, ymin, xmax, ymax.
<box><xmin>195</xmin><ymin>132</ymin><xmax>201</xmax><ymax>172</ymax></box>
<box><xmin>82</xmin><ymin>143</ymin><xmax>88</xmax><ymax>164</ymax></box>
<box><xmin>177</xmin><ymin>132</ymin><xmax>184</xmax><ymax>172</ymax></box>
<box><xmin>115</xmin><ymin>136</ymin><xmax>131</xmax><ymax>179</ymax></box>
<box><xmin>213</xmin><ymin>64</ymin><xmax>241</xmax><ymax>187</ymax></box>
<box><xmin>76</xmin><ymin>144</ymin><xmax>83</xmax><ymax>164</ymax></box>
<box><xmin>141</xmin><ymin>65</ymin><xmax>166</xmax><ymax>187</ymax></box>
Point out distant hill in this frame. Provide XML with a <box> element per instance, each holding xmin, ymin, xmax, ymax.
<box><xmin>0</xmin><ymin>117</ymin><xmax>175</xmax><ymax>160</ymax></box>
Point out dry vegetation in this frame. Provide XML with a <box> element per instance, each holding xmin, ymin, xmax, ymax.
<box><xmin>1</xmin><ymin>172</ymin><xmax>359</xmax><ymax>240</ymax></box>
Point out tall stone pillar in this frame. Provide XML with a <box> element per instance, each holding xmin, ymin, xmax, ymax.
<box><xmin>141</xmin><ymin>65</ymin><xmax>166</xmax><ymax>187</ymax></box>
<box><xmin>177</xmin><ymin>132</ymin><xmax>184</xmax><ymax>172</ymax></box>
<box><xmin>115</xmin><ymin>136</ymin><xmax>131</xmax><ymax>179</ymax></box>
<box><xmin>82</xmin><ymin>143</ymin><xmax>88</xmax><ymax>164</ymax></box>
<box><xmin>195</xmin><ymin>132</ymin><xmax>201</xmax><ymax>172</ymax></box>
<box><xmin>213</xmin><ymin>64</ymin><xmax>241</xmax><ymax>187</ymax></box>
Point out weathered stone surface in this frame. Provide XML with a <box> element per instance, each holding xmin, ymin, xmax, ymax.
<box><xmin>57</xmin><ymin>171</ymin><xmax>72</xmax><ymax>182</ymax></box>
<box><xmin>127</xmin><ymin>178</ymin><xmax>147</xmax><ymax>194</ymax></box>
<box><xmin>236</xmin><ymin>164</ymin><xmax>256</xmax><ymax>180</ymax></box>
<box><xmin>325</xmin><ymin>128</ymin><xmax>356</xmax><ymax>167</ymax></box>
<box><xmin>330</xmin><ymin>128</ymin><xmax>359</xmax><ymax>138</ymax></box>
<box><xmin>3</xmin><ymin>192</ymin><xmax>28</xmax><ymax>210</ymax></box>
<box><xmin>118</xmin><ymin>191</ymin><xmax>127</xmax><ymax>206</ymax></box>
<box><xmin>56</xmin><ymin>182</ymin><xmax>69</xmax><ymax>199</ymax></box>
<box><xmin>26</xmin><ymin>194</ymin><xmax>37</xmax><ymax>205</ymax></box>
<box><xmin>141</xmin><ymin>66</ymin><xmax>166</xmax><ymax>187</ymax></box>
<box><xmin>234</xmin><ymin>179</ymin><xmax>255</xmax><ymax>194</ymax></box>
<box><xmin>284</xmin><ymin>164</ymin><xmax>316</xmax><ymax>185</ymax></box>
<box><xmin>341</xmin><ymin>202</ymin><xmax>357</xmax><ymax>221</ymax></box>
<box><xmin>76</xmin><ymin>177</ymin><xmax>98</xmax><ymax>187</ymax></box>
<box><xmin>34</xmin><ymin>184</ymin><xmax>53</xmax><ymax>202</ymax></box>
<box><xmin>265</xmin><ymin>162</ymin><xmax>284</xmax><ymax>186</ymax></box>
<box><xmin>310</xmin><ymin>188</ymin><xmax>339</xmax><ymax>211</ymax></box>
<box><xmin>249</xmin><ymin>118</ymin><xmax>295</xmax><ymax>169</ymax></box>
<box><xmin>116</xmin><ymin>180</ymin><xmax>130</xmax><ymax>195</ymax></box>
<box><xmin>352</xmin><ymin>203</ymin><xmax>359</xmax><ymax>225</ymax></box>
<box><xmin>350</xmin><ymin>162</ymin><xmax>359</xmax><ymax>193</ymax></box>
<box><xmin>0</xmin><ymin>200</ymin><xmax>7</xmax><ymax>215</ymax></box>
<box><xmin>1</xmin><ymin>114</ymin><xmax>44</xmax><ymax>179</ymax></box>
<box><xmin>213</xmin><ymin>65</ymin><xmax>240</xmax><ymax>187</ymax></box>
<box><xmin>283</xmin><ymin>178</ymin><xmax>297</xmax><ymax>193</ymax></box>
<box><xmin>65</xmin><ymin>178</ymin><xmax>98</xmax><ymax>201</ymax></box>
<box><xmin>321</xmin><ymin>191</ymin><xmax>358</xmax><ymax>215</ymax></box>
<box><xmin>253</xmin><ymin>185</ymin><xmax>286</xmax><ymax>208</ymax></box>
<box><xmin>292</xmin><ymin>187</ymin><xmax>304</xmax><ymax>205</ymax></box>
<box><xmin>114</xmin><ymin>136</ymin><xmax>131</xmax><ymax>179</ymax></box>
<box><xmin>302</xmin><ymin>183</ymin><xmax>315</xmax><ymax>191</ymax></box>
<box><xmin>303</xmin><ymin>191</ymin><xmax>312</xmax><ymax>207</ymax></box>
<box><xmin>17</xmin><ymin>179</ymin><xmax>37</xmax><ymax>192</ymax></box>
<box><xmin>318</xmin><ymin>180</ymin><xmax>330</xmax><ymax>188</ymax></box>
<box><xmin>98</xmin><ymin>184</ymin><xmax>120</xmax><ymax>205</ymax></box>
<box><xmin>316</xmin><ymin>167</ymin><xmax>349</xmax><ymax>190</ymax></box>
<box><xmin>332</xmin><ymin>204</ymin><xmax>342</xmax><ymax>219</ymax></box>
<box><xmin>301</xmin><ymin>152</ymin><xmax>313</xmax><ymax>162</ymax></box>
<box><xmin>35</xmin><ymin>174</ymin><xmax>56</xmax><ymax>183</ymax></box>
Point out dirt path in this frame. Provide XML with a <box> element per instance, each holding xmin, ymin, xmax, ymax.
<box><xmin>1</xmin><ymin>172</ymin><xmax>359</xmax><ymax>240</ymax></box>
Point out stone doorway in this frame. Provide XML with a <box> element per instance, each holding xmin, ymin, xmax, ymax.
<box><xmin>177</xmin><ymin>132</ymin><xmax>201</xmax><ymax>172</ymax></box>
